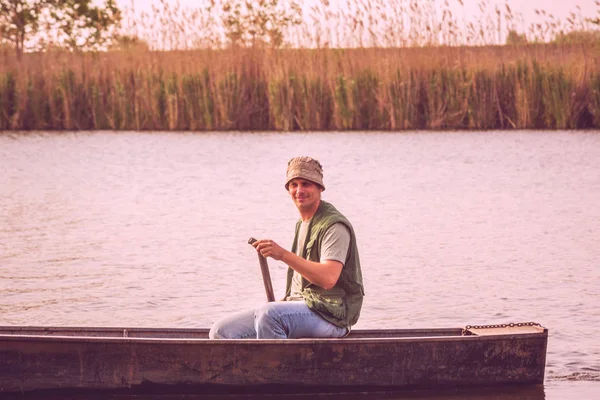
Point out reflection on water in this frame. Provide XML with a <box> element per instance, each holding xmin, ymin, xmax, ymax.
<box><xmin>14</xmin><ymin>382</ymin><xmax>600</xmax><ymax>400</ymax></box>
<box><xmin>1</xmin><ymin>131</ymin><xmax>600</xmax><ymax>399</ymax></box>
<box><xmin>16</xmin><ymin>382</ymin><xmax>600</xmax><ymax>400</ymax></box>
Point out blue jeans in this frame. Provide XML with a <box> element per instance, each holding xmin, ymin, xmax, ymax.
<box><xmin>209</xmin><ymin>301</ymin><xmax>348</xmax><ymax>339</ymax></box>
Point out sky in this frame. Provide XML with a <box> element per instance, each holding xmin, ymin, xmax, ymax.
<box><xmin>122</xmin><ymin>0</ymin><xmax>598</xmax><ymax>26</ymax></box>
<box><xmin>117</xmin><ymin>0</ymin><xmax>599</xmax><ymax>47</ymax></box>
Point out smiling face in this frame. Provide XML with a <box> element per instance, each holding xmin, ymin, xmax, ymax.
<box><xmin>287</xmin><ymin>178</ymin><xmax>323</xmax><ymax>217</ymax></box>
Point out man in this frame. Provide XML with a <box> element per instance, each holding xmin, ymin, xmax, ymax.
<box><xmin>209</xmin><ymin>156</ymin><xmax>364</xmax><ymax>339</ymax></box>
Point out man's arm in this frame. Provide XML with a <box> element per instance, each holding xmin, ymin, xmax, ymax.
<box><xmin>253</xmin><ymin>224</ymin><xmax>350</xmax><ymax>290</ymax></box>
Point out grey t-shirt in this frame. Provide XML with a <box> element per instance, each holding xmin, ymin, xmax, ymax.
<box><xmin>288</xmin><ymin>222</ymin><xmax>351</xmax><ymax>300</ymax></box>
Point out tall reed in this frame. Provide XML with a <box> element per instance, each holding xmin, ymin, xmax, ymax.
<box><xmin>1</xmin><ymin>0</ymin><xmax>599</xmax><ymax>131</ymax></box>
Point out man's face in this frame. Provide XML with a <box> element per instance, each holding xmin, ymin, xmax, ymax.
<box><xmin>287</xmin><ymin>178</ymin><xmax>323</xmax><ymax>211</ymax></box>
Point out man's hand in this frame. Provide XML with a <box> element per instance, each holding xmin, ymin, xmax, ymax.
<box><xmin>252</xmin><ymin>238</ymin><xmax>342</xmax><ymax>290</ymax></box>
<box><xmin>253</xmin><ymin>239</ymin><xmax>287</xmax><ymax>261</ymax></box>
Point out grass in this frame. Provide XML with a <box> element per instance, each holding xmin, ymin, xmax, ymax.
<box><xmin>0</xmin><ymin>0</ymin><xmax>599</xmax><ymax>131</ymax></box>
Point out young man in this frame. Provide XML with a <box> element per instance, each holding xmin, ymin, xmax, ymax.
<box><xmin>209</xmin><ymin>156</ymin><xmax>364</xmax><ymax>339</ymax></box>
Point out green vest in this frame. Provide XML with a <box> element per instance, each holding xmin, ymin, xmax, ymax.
<box><xmin>285</xmin><ymin>200</ymin><xmax>364</xmax><ymax>328</ymax></box>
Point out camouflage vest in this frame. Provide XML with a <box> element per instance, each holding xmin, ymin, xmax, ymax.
<box><xmin>285</xmin><ymin>200</ymin><xmax>364</xmax><ymax>328</ymax></box>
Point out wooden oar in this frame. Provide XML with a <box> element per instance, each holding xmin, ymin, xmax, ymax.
<box><xmin>248</xmin><ymin>237</ymin><xmax>275</xmax><ymax>302</ymax></box>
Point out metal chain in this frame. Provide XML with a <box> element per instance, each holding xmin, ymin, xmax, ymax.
<box><xmin>462</xmin><ymin>322</ymin><xmax>541</xmax><ymax>336</ymax></box>
<box><xmin>465</xmin><ymin>322</ymin><xmax>541</xmax><ymax>330</ymax></box>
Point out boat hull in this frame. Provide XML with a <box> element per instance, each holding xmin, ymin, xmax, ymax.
<box><xmin>0</xmin><ymin>326</ymin><xmax>547</xmax><ymax>394</ymax></box>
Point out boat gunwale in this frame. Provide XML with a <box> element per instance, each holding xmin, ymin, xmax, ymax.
<box><xmin>0</xmin><ymin>331</ymin><xmax>548</xmax><ymax>345</ymax></box>
<box><xmin>0</xmin><ymin>326</ymin><xmax>457</xmax><ymax>334</ymax></box>
<box><xmin>0</xmin><ymin>326</ymin><xmax>548</xmax><ymax>335</ymax></box>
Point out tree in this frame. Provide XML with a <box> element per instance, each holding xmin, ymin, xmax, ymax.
<box><xmin>108</xmin><ymin>34</ymin><xmax>150</xmax><ymax>52</ymax></box>
<box><xmin>553</xmin><ymin>30</ymin><xmax>600</xmax><ymax>45</ymax></box>
<box><xmin>221</xmin><ymin>0</ymin><xmax>302</xmax><ymax>47</ymax></box>
<box><xmin>506</xmin><ymin>29</ymin><xmax>527</xmax><ymax>45</ymax></box>
<box><xmin>0</xmin><ymin>0</ymin><xmax>45</xmax><ymax>59</ymax></box>
<box><xmin>49</xmin><ymin>0</ymin><xmax>121</xmax><ymax>52</ymax></box>
<box><xmin>0</xmin><ymin>0</ymin><xmax>121</xmax><ymax>59</ymax></box>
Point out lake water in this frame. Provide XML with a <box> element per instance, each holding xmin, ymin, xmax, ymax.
<box><xmin>1</xmin><ymin>131</ymin><xmax>599</xmax><ymax>399</ymax></box>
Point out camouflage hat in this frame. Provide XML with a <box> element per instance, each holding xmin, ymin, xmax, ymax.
<box><xmin>285</xmin><ymin>156</ymin><xmax>325</xmax><ymax>191</ymax></box>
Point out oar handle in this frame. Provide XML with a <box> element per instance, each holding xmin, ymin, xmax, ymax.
<box><xmin>248</xmin><ymin>237</ymin><xmax>275</xmax><ymax>302</ymax></box>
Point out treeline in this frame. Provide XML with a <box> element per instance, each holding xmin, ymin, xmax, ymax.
<box><xmin>1</xmin><ymin>45</ymin><xmax>598</xmax><ymax>131</ymax></box>
<box><xmin>0</xmin><ymin>0</ymin><xmax>121</xmax><ymax>60</ymax></box>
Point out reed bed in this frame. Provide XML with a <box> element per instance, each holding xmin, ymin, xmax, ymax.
<box><xmin>1</xmin><ymin>0</ymin><xmax>599</xmax><ymax>131</ymax></box>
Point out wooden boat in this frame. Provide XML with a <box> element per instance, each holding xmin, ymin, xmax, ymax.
<box><xmin>0</xmin><ymin>323</ymin><xmax>547</xmax><ymax>395</ymax></box>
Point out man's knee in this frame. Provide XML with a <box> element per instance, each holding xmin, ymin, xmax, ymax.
<box><xmin>209</xmin><ymin>308</ymin><xmax>257</xmax><ymax>339</ymax></box>
<box><xmin>254</xmin><ymin>302</ymin><xmax>290</xmax><ymax>339</ymax></box>
<box><xmin>254</xmin><ymin>302</ymin><xmax>280</xmax><ymax>325</ymax></box>
<box><xmin>209</xmin><ymin>319</ymin><xmax>240</xmax><ymax>339</ymax></box>
<box><xmin>209</xmin><ymin>324</ymin><xmax>226</xmax><ymax>339</ymax></box>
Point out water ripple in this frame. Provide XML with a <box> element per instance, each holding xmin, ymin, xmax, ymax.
<box><xmin>1</xmin><ymin>130</ymin><xmax>599</xmax><ymax>383</ymax></box>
